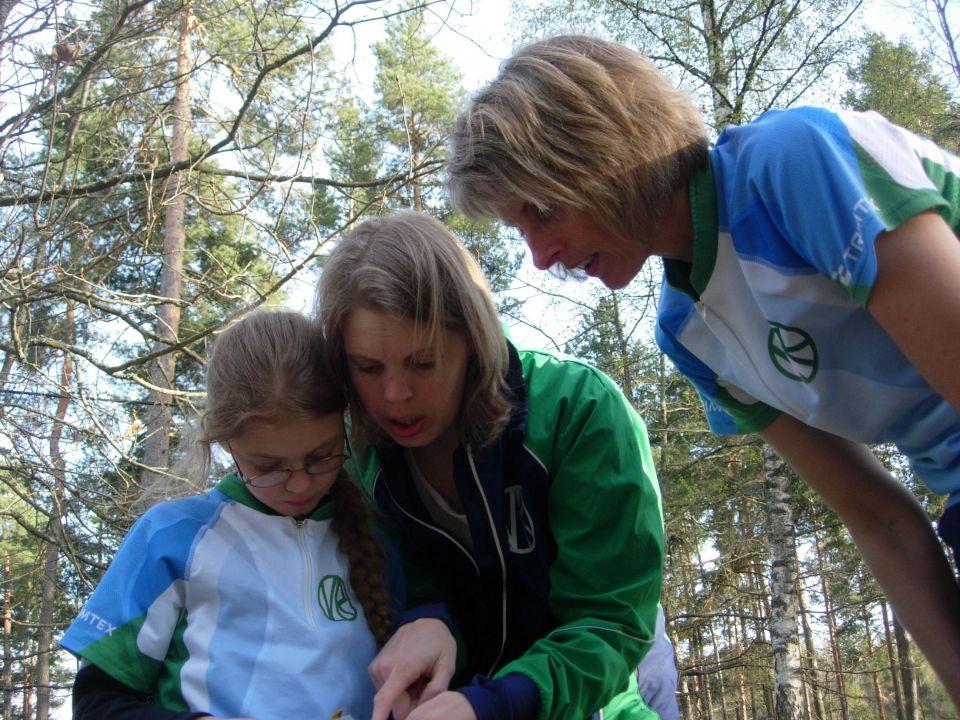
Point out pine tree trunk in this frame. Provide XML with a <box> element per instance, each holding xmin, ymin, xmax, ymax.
<box><xmin>36</xmin><ymin>298</ymin><xmax>75</xmax><ymax>720</ymax></box>
<box><xmin>814</xmin><ymin>532</ymin><xmax>848</xmax><ymax>720</ymax></box>
<box><xmin>709</xmin><ymin>605</ymin><xmax>729</xmax><ymax>720</ymax></box>
<box><xmin>892</xmin><ymin>616</ymin><xmax>919</xmax><ymax>720</ymax></box>
<box><xmin>695</xmin><ymin>544</ymin><xmax>727</xmax><ymax>720</ymax></box>
<box><xmin>662</xmin><ymin>595</ymin><xmax>689</xmax><ymax>720</ymax></box>
<box><xmin>609</xmin><ymin>290</ymin><xmax>635</xmax><ymax>400</ymax></box>
<box><xmin>862</xmin><ymin>614</ymin><xmax>886</xmax><ymax>720</ymax></box>
<box><xmin>2</xmin><ymin>551</ymin><xmax>11</xmax><ymax>720</ymax></box>
<box><xmin>141</xmin><ymin>6</ymin><xmax>193</xmax><ymax>498</ymax></box>
<box><xmin>762</xmin><ymin>446</ymin><xmax>803</xmax><ymax>720</ymax></box>
<box><xmin>881</xmin><ymin>600</ymin><xmax>906</xmax><ymax>720</ymax></box>
<box><xmin>21</xmin><ymin>654</ymin><xmax>32</xmax><ymax>719</ymax></box>
<box><xmin>797</xmin><ymin>580</ymin><xmax>825</xmax><ymax>719</ymax></box>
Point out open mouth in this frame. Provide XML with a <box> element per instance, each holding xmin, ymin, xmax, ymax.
<box><xmin>549</xmin><ymin>253</ymin><xmax>597</xmax><ymax>281</ymax></box>
<box><xmin>573</xmin><ymin>253</ymin><xmax>597</xmax><ymax>271</ymax></box>
<box><xmin>387</xmin><ymin>416</ymin><xmax>426</xmax><ymax>439</ymax></box>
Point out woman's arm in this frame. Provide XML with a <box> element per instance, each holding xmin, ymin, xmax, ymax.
<box><xmin>868</xmin><ymin>209</ymin><xmax>960</xmax><ymax>411</ymax></box>
<box><xmin>492</xmin><ymin>360</ymin><xmax>665</xmax><ymax>720</ymax></box>
<box><xmin>369</xmin><ymin>617</ymin><xmax>459</xmax><ymax>720</ymax></box>
<box><xmin>760</xmin><ymin>413</ymin><xmax>960</xmax><ymax>707</ymax></box>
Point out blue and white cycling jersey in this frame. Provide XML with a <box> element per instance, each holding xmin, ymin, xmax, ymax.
<box><xmin>656</xmin><ymin>107</ymin><xmax>960</xmax><ymax>505</ymax></box>
<box><xmin>61</xmin><ymin>474</ymin><xmax>397</xmax><ymax>718</ymax></box>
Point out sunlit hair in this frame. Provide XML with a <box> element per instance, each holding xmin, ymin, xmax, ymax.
<box><xmin>446</xmin><ymin>34</ymin><xmax>708</xmax><ymax>242</ymax></box>
<box><xmin>316</xmin><ymin>211</ymin><xmax>511</xmax><ymax>450</ymax></box>
<box><xmin>201</xmin><ymin>310</ymin><xmax>345</xmax><ymax>450</ymax></box>
<box><xmin>199</xmin><ymin>310</ymin><xmax>393</xmax><ymax>643</ymax></box>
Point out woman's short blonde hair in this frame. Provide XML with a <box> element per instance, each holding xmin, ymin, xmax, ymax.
<box><xmin>446</xmin><ymin>34</ymin><xmax>708</xmax><ymax>242</ymax></box>
<box><xmin>316</xmin><ymin>211</ymin><xmax>511</xmax><ymax>449</ymax></box>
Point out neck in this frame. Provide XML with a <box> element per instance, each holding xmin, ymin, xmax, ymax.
<box><xmin>410</xmin><ymin>428</ymin><xmax>463</xmax><ymax>513</ymax></box>
<box><xmin>652</xmin><ymin>186</ymin><xmax>695</xmax><ymax>263</ymax></box>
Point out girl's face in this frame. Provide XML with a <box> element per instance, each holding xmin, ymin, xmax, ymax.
<box><xmin>343</xmin><ymin>307</ymin><xmax>469</xmax><ymax>458</ymax></box>
<box><xmin>228</xmin><ymin>412</ymin><xmax>345</xmax><ymax>516</ymax></box>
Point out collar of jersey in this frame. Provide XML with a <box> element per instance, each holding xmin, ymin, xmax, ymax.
<box><xmin>686</xmin><ymin>161</ymin><xmax>719</xmax><ymax>295</ymax></box>
<box><xmin>215</xmin><ymin>473</ymin><xmax>335</xmax><ymax>521</ymax></box>
<box><xmin>663</xmin><ymin>161</ymin><xmax>719</xmax><ymax>300</ymax></box>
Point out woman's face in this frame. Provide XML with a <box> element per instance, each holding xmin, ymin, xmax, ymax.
<box><xmin>342</xmin><ymin>307</ymin><xmax>470</xmax><ymax>457</ymax></box>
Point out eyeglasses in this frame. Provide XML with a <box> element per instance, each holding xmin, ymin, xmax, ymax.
<box><xmin>230</xmin><ymin>447</ymin><xmax>352</xmax><ymax>488</ymax></box>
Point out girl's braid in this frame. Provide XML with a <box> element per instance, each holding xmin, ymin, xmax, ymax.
<box><xmin>330</xmin><ymin>476</ymin><xmax>394</xmax><ymax>645</ymax></box>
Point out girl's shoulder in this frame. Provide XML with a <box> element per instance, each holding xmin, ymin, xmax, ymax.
<box><xmin>131</xmin><ymin>488</ymin><xmax>231</xmax><ymax>537</ymax></box>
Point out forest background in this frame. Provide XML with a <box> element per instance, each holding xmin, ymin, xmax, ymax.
<box><xmin>2</xmin><ymin>0</ymin><xmax>959</xmax><ymax>718</ymax></box>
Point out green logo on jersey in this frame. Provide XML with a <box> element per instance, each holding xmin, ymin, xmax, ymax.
<box><xmin>317</xmin><ymin>575</ymin><xmax>357</xmax><ymax>622</ymax></box>
<box><xmin>767</xmin><ymin>322</ymin><xmax>818</xmax><ymax>383</ymax></box>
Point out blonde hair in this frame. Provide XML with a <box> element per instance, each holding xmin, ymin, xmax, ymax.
<box><xmin>201</xmin><ymin>310</ymin><xmax>393</xmax><ymax>644</ymax></box>
<box><xmin>446</xmin><ymin>34</ymin><xmax>708</xmax><ymax>241</ymax></box>
<box><xmin>316</xmin><ymin>211</ymin><xmax>511</xmax><ymax>450</ymax></box>
<box><xmin>201</xmin><ymin>310</ymin><xmax>344</xmax><ymax>450</ymax></box>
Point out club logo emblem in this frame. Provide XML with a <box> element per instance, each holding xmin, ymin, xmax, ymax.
<box><xmin>317</xmin><ymin>575</ymin><xmax>357</xmax><ymax>622</ymax></box>
<box><xmin>505</xmin><ymin>485</ymin><xmax>536</xmax><ymax>554</ymax></box>
<box><xmin>767</xmin><ymin>322</ymin><xmax>818</xmax><ymax>383</ymax></box>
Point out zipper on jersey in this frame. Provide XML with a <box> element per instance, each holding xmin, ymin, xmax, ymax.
<box><xmin>294</xmin><ymin>517</ymin><xmax>316</xmax><ymax>627</ymax></box>
<box><xmin>696</xmin><ymin>301</ymin><xmax>801</xmax><ymax>413</ymax></box>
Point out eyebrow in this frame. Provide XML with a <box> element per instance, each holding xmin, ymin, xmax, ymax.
<box><xmin>347</xmin><ymin>349</ymin><xmax>437</xmax><ymax>362</ymax></box>
<box><xmin>242</xmin><ymin>440</ymin><xmax>340</xmax><ymax>463</ymax></box>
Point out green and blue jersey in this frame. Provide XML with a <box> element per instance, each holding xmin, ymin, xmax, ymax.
<box><xmin>61</xmin><ymin>475</ymin><xmax>390</xmax><ymax>718</ymax></box>
<box><xmin>657</xmin><ymin>107</ymin><xmax>960</xmax><ymax>506</ymax></box>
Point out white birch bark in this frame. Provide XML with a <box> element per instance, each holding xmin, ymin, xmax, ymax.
<box><xmin>762</xmin><ymin>445</ymin><xmax>803</xmax><ymax>720</ymax></box>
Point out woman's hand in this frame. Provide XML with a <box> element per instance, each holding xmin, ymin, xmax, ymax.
<box><xmin>369</xmin><ymin>618</ymin><xmax>457</xmax><ymax>720</ymax></box>
<box><xmin>406</xmin><ymin>691</ymin><xmax>477</xmax><ymax>720</ymax></box>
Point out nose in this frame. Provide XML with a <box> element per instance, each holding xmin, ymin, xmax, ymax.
<box><xmin>524</xmin><ymin>227</ymin><xmax>560</xmax><ymax>271</ymax></box>
<box><xmin>383</xmin><ymin>371</ymin><xmax>413</xmax><ymax>403</ymax></box>
<box><xmin>284</xmin><ymin>467</ymin><xmax>312</xmax><ymax>492</ymax></box>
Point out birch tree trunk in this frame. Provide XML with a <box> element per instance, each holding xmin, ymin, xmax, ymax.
<box><xmin>141</xmin><ymin>7</ymin><xmax>193</xmax><ymax>497</ymax></box>
<box><xmin>763</xmin><ymin>445</ymin><xmax>803</xmax><ymax>720</ymax></box>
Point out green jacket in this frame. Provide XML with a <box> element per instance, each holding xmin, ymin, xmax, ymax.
<box><xmin>353</xmin><ymin>341</ymin><xmax>665</xmax><ymax>720</ymax></box>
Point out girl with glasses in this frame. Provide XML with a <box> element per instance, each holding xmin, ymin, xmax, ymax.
<box><xmin>61</xmin><ymin>310</ymin><xmax>401</xmax><ymax>720</ymax></box>
<box><xmin>317</xmin><ymin>212</ymin><xmax>673</xmax><ymax>720</ymax></box>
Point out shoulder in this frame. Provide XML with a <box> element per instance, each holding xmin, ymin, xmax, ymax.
<box><xmin>514</xmin><ymin>346</ymin><xmax>647</xmax><ymax>460</ymax></box>
<box><xmin>720</xmin><ymin>107</ymin><xmax>845</xmax><ymax>148</ymax></box>
<box><xmin>345</xmin><ymin>446</ymin><xmax>383</xmax><ymax>496</ymax></box>
<box><xmin>122</xmin><ymin>490</ymin><xmax>229</xmax><ymax>558</ymax></box>
<box><xmin>137</xmin><ymin>490</ymin><xmax>227</xmax><ymax>528</ymax></box>
<box><xmin>516</xmin><ymin>345</ymin><xmax>622</xmax><ymax>400</ymax></box>
<box><xmin>516</xmin><ymin>345</ymin><xmax>636</xmax><ymax>431</ymax></box>
<box><xmin>715</xmin><ymin>107</ymin><xmax>857</xmax><ymax>177</ymax></box>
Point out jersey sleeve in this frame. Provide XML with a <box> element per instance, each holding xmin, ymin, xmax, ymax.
<box><xmin>60</xmin><ymin>498</ymin><xmax>212</xmax><ymax>693</ymax></box>
<box><xmin>726</xmin><ymin>108</ymin><xmax>955</xmax><ymax>307</ymax></box>
<box><xmin>497</xmin><ymin>356</ymin><xmax>664</xmax><ymax>720</ymax></box>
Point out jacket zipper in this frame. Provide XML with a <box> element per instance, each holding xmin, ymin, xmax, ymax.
<box><xmin>294</xmin><ymin>518</ymin><xmax>316</xmax><ymax>627</ymax></box>
<box><xmin>375</xmin><ymin>469</ymin><xmax>480</xmax><ymax>575</ymax></box>
<box><xmin>466</xmin><ymin>446</ymin><xmax>508</xmax><ymax>675</ymax></box>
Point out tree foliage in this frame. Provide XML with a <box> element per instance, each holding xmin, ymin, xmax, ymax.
<box><xmin>845</xmin><ymin>31</ymin><xmax>960</xmax><ymax>150</ymax></box>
